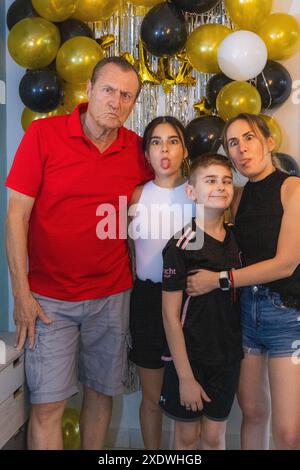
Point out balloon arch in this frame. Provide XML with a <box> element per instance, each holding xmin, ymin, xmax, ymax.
<box><xmin>7</xmin><ymin>0</ymin><xmax>300</xmax><ymax>166</ymax></box>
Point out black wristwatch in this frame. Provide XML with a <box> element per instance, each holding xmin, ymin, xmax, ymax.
<box><xmin>219</xmin><ymin>271</ymin><xmax>231</xmax><ymax>291</ymax></box>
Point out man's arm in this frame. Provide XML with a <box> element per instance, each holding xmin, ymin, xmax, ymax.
<box><xmin>6</xmin><ymin>189</ymin><xmax>52</xmax><ymax>350</ymax></box>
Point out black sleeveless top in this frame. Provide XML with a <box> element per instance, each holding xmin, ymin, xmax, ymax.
<box><xmin>234</xmin><ymin>170</ymin><xmax>300</xmax><ymax>308</ymax></box>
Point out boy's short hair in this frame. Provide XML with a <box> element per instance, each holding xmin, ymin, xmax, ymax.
<box><xmin>188</xmin><ymin>153</ymin><xmax>233</xmax><ymax>186</ymax></box>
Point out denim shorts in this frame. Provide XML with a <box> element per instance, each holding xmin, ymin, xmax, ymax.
<box><xmin>25</xmin><ymin>290</ymin><xmax>131</xmax><ymax>404</ymax></box>
<box><xmin>241</xmin><ymin>285</ymin><xmax>300</xmax><ymax>358</ymax></box>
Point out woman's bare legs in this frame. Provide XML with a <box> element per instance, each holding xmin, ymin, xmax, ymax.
<box><xmin>237</xmin><ymin>353</ymin><xmax>271</xmax><ymax>449</ymax></box>
<box><xmin>269</xmin><ymin>356</ymin><xmax>300</xmax><ymax>449</ymax></box>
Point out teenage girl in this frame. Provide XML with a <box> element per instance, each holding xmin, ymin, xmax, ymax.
<box><xmin>128</xmin><ymin>116</ymin><xmax>194</xmax><ymax>449</ymax></box>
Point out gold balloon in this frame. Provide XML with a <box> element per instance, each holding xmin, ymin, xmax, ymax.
<box><xmin>158</xmin><ymin>57</ymin><xmax>175</xmax><ymax>94</ymax></box>
<box><xmin>193</xmin><ymin>97</ymin><xmax>212</xmax><ymax>117</ymax></box>
<box><xmin>137</xmin><ymin>40</ymin><xmax>160</xmax><ymax>85</ymax></box>
<box><xmin>62</xmin><ymin>408</ymin><xmax>81</xmax><ymax>451</ymax></box>
<box><xmin>121</xmin><ymin>52</ymin><xmax>136</xmax><ymax>67</ymax></box>
<box><xmin>186</xmin><ymin>24</ymin><xmax>231</xmax><ymax>74</ymax></box>
<box><xmin>224</xmin><ymin>0</ymin><xmax>272</xmax><ymax>32</ymax></box>
<box><xmin>130</xmin><ymin>0</ymin><xmax>162</xmax><ymax>6</ymax></box>
<box><xmin>175</xmin><ymin>61</ymin><xmax>196</xmax><ymax>86</ymax></box>
<box><xmin>260</xmin><ymin>114</ymin><xmax>282</xmax><ymax>152</ymax></box>
<box><xmin>21</xmin><ymin>106</ymin><xmax>67</xmax><ymax>132</ymax></box>
<box><xmin>32</xmin><ymin>0</ymin><xmax>78</xmax><ymax>22</ymax></box>
<box><xmin>8</xmin><ymin>17</ymin><xmax>60</xmax><ymax>69</ymax></box>
<box><xmin>257</xmin><ymin>13</ymin><xmax>300</xmax><ymax>60</ymax></box>
<box><xmin>72</xmin><ymin>0</ymin><xmax>119</xmax><ymax>22</ymax></box>
<box><xmin>63</xmin><ymin>82</ymin><xmax>88</xmax><ymax>113</ymax></box>
<box><xmin>174</xmin><ymin>52</ymin><xmax>196</xmax><ymax>86</ymax></box>
<box><xmin>56</xmin><ymin>37</ymin><xmax>104</xmax><ymax>84</ymax></box>
<box><xmin>216</xmin><ymin>81</ymin><xmax>261</xmax><ymax>121</ymax></box>
<box><xmin>96</xmin><ymin>34</ymin><xmax>115</xmax><ymax>50</ymax></box>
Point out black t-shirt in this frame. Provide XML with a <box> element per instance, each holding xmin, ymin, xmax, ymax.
<box><xmin>162</xmin><ymin>219</ymin><xmax>243</xmax><ymax>365</ymax></box>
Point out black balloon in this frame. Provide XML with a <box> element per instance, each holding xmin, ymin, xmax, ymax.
<box><xmin>206</xmin><ymin>73</ymin><xmax>232</xmax><ymax>109</ymax></box>
<box><xmin>186</xmin><ymin>115</ymin><xmax>225</xmax><ymax>160</ymax></box>
<box><xmin>19</xmin><ymin>69</ymin><xmax>64</xmax><ymax>113</ymax></box>
<box><xmin>140</xmin><ymin>3</ymin><xmax>187</xmax><ymax>57</ymax></box>
<box><xmin>6</xmin><ymin>0</ymin><xmax>38</xmax><ymax>30</ymax></box>
<box><xmin>275</xmin><ymin>153</ymin><xmax>300</xmax><ymax>177</ymax></box>
<box><xmin>256</xmin><ymin>61</ymin><xmax>292</xmax><ymax>109</ymax></box>
<box><xmin>171</xmin><ymin>0</ymin><xmax>221</xmax><ymax>14</ymax></box>
<box><xmin>56</xmin><ymin>19</ymin><xmax>94</xmax><ymax>45</ymax></box>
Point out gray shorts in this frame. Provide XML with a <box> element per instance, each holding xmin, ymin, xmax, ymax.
<box><xmin>25</xmin><ymin>290</ymin><xmax>131</xmax><ymax>404</ymax></box>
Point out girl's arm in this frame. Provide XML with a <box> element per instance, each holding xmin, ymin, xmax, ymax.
<box><xmin>187</xmin><ymin>177</ymin><xmax>300</xmax><ymax>294</ymax></box>
<box><xmin>162</xmin><ymin>290</ymin><xmax>210</xmax><ymax>411</ymax></box>
<box><xmin>129</xmin><ymin>185</ymin><xmax>144</xmax><ymax>208</ymax></box>
<box><xmin>127</xmin><ymin>185</ymin><xmax>144</xmax><ymax>277</ymax></box>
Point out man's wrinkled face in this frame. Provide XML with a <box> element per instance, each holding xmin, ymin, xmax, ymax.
<box><xmin>86</xmin><ymin>63</ymin><xmax>140</xmax><ymax>130</ymax></box>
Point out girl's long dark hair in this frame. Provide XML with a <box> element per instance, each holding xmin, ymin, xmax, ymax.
<box><xmin>142</xmin><ymin>116</ymin><xmax>187</xmax><ymax>153</ymax></box>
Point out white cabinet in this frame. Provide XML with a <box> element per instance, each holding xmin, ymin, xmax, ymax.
<box><xmin>0</xmin><ymin>332</ymin><xmax>29</xmax><ymax>449</ymax></box>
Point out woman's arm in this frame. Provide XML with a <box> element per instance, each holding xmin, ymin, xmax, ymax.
<box><xmin>162</xmin><ymin>290</ymin><xmax>210</xmax><ymax>411</ymax></box>
<box><xmin>187</xmin><ymin>177</ymin><xmax>300</xmax><ymax>295</ymax></box>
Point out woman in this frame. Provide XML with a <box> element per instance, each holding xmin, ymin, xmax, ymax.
<box><xmin>185</xmin><ymin>113</ymin><xmax>300</xmax><ymax>450</ymax></box>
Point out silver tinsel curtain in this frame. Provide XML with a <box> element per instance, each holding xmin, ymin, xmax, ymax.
<box><xmin>92</xmin><ymin>0</ymin><xmax>230</xmax><ymax>135</ymax></box>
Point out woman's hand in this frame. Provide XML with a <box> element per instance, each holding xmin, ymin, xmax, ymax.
<box><xmin>186</xmin><ymin>269</ymin><xmax>219</xmax><ymax>296</ymax></box>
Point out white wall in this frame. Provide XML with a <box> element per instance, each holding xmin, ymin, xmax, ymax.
<box><xmin>5</xmin><ymin>0</ymin><xmax>24</xmax><ymax>332</ymax></box>
<box><xmin>272</xmin><ymin>0</ymin><xmax>300</xmax><ymax>159</ymax></box>
<box><xmin>4</xmin><ymin>0</ymin><xmax>300</xmax><ymax>449</ymax></box>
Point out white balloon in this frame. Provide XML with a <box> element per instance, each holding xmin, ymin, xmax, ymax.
<box><xmin>217</xmin><ymin>31</ymin><xmax>268</xmax><ymax>81</ymax></box>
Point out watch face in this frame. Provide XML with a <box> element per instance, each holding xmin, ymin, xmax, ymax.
<box><xmin>219</xmin><ymin>277</ymin><xmax>229</xmax><ymax>289</ymax></box>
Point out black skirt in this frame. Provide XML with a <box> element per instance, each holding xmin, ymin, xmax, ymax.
<box><xmin>129</xmin><ymin>278</ymin><xmax>167</xmax><ymax>369</ymax></box>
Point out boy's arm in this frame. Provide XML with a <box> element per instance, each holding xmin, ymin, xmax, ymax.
<box><xmin>162</xmin><ymin>289</ymin><xmax>210</xmax><ymax>411</ymax></box>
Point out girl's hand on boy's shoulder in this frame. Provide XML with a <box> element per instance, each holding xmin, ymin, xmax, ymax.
<box><xmin>186</xmin><ymin>269</ymin><xmax>218</xmax><ymax>296</ymax></box>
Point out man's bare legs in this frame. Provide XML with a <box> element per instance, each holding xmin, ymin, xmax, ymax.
<box><xmin>28</xmin><ymin>400</ymin><xmax>67</xmax><ymax>449</ymax></box>
<box><xmin>80</xmin><ymin>386</ymin><xmax>112</xmax><ymax>450</ymax></box>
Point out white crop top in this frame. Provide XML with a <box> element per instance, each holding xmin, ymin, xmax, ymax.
<box><xmin>129</xmin><ymin>180</ymin><xmax>195</xmax><ymax>283</ymax></box>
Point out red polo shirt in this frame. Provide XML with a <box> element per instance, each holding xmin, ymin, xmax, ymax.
<box><xmin>6</xmin><ymin>103</ymin><xmax>153</xmax><ymax>300</ymax></box>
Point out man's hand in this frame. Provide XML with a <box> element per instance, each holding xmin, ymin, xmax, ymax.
<box><xmin>186</xmin><ymin>269</ymin><xmax>219</xmax><ymax>296</ymax></box>
<box><xmin>13</xmin><ymin>294</ymin><xmax>52</xmax><ymax>351</ymax></box>
<box><xmin>179</xmin><ymin>377</ymin><xmax>211</xmax><ymax>412</ymax></box>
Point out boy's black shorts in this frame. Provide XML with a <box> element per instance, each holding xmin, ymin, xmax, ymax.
<box><xmin>159</xmin><ymin>359</ymin><xmax>240</xmax><ymax>422</ymax></box>
<box><xmin>129</xmin><ymin>278</ymin><xmax>167</xmax><ymax>369</ymax></box>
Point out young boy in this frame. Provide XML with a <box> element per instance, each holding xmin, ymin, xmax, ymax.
<box><xmin>160</xmin><ymin>154</ymin><xmax>243</xmax><ymax>450</ymax></box>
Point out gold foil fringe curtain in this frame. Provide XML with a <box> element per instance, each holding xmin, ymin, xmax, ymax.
<box><xmin>92</xmin><ymin>0</ymin><xmax>231</xmax><ymax>135</ymax></box>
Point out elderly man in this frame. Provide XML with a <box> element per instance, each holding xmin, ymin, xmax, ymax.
<box><xmin>6</xmin><ymin>57</ymin><xmax>152</xmax><ymax>450</ymax></box>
